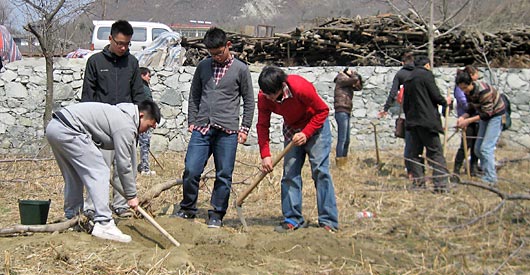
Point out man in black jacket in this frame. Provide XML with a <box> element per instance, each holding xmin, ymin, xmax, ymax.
<box><xmin>402</xmin><ymin>56</ymin><xmax>451</xmax><ymax>192</ymax></box>
<box><xmin>378</xmin><ymin>52</ymin><xmax>415</xmax><ymax>178</ymax></box>
<box><xmin>81</xmin><ymin>20</ymin><xmax>147</xmax><ymax>219</ymax></box>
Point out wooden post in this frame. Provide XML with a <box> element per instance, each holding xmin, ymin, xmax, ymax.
<box><xmin>462</xmin><ymin>128</ymin><xmax>471</xmax><ymax>178</ymax></box>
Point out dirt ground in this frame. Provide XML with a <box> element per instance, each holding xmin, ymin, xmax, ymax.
<box><xmin>1</xmin><ymin>145</ymin><xmax>529</xmax><ymax>274</ymax></box>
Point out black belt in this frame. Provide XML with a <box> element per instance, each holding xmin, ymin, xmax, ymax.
<box><xmin>52</xmin><ymin>111</ymin><xmax>76</xmax><ymax>131</ymax></box>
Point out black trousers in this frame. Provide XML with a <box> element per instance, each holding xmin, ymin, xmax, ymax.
<box><xmin>408</xmin><ymin>127</ymin><xmax>449</xmax><ymax>186</ymax></box>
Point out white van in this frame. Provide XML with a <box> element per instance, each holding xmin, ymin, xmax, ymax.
<box><xmin>90</xmin><ymin>20</ymin><xmax>173</xmax><ymax>53</ymax></box>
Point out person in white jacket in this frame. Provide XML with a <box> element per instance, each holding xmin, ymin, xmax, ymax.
<box><xmin>46</xmin><ymin>100</ymin><xmax>160</xmax><ymax>243</ymax></box>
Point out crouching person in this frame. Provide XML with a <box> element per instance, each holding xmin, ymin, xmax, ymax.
<box><xmin>257</xmin><ymin>66</ymin><xmax>339</xmax><ymax>233</ymax></box>
<box><xmin>46</xmin><ymin>100</ymin><xmax>161</xmax><ymax>242</ymax></box>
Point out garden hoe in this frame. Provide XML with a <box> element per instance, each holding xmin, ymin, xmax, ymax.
<box><xmin>111</xmin><ymin>182</ymin><xmax>180</xmax><ymax>247</ymax></box>
<box><xmin>235</xmin><ymin>141</ymin><xmax>295</xmax><ymax>231</ymax></box>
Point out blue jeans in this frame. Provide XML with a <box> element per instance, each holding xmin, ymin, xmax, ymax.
<box><xmin>475</xmin><ymin>115</ymin><xmax>502</xmax><ymax>183</ymax></box>
<box><xmin>179</xmin><ymin>128</ymin><xmax>238</xmax><ymax>219</ymax></box>
<box><xmin>281</xmin><ymin>119</ymin><xmax>339</xmax><ymax>229</ymax></box>
<box><xmin>138</xmin><ymin>130</ymin><xmax>151</xmax><ymax>172</ymax></box>
<box><xmin>334</xmin><ymin>112</ymin><xmax>350</xmax><ymax>157</ymax></box>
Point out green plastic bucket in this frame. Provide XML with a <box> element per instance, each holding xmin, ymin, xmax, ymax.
<box><xmin>18</xmin><ymin>199</ymin><xmax>51</xmax><ymax>225</ymax></box>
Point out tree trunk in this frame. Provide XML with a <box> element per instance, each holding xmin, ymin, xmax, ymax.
<box><xmin>43</xmin><ymin>53</ymin><xmax>54</xmax><ymax>128</ymax></box>
<box><xmin>428</xmin><ymin>0</ymin><xmax>435</xmax><ymax>66</ymax></box>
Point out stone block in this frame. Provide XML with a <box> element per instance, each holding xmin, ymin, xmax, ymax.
<box><xmin>160</xmin><ymin>88</ymin><xmax>183</xmax><ymax>106</ymax></box>
<box><xmin>1</xmin><ymin>70</ymin><xmax>17</xmax><ymax>82</ymax></box>
<box><xmin>5</xmin><ymin>82</ymin><xmax>28</xmax><ymax>98</ymax></box>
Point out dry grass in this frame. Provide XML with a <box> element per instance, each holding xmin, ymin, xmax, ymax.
<box><xmin>0</xmin><ymin>144</ymin><xmax>529</xmax><ymax>274</ymax></box>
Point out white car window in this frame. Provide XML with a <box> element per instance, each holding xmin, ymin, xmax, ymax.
<box><xmin>132</xmin><ymin>27</ymin><xmax>147</xmax><ymax>42</ymax></box>
<box><xmin>97</xmin><ymin>27</ymin><xmax>111</xmax><ymax>40</ymax></box>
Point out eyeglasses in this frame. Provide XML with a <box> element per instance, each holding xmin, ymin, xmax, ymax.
<box><xmin>208</xmin><ymin>46</ymin><xmax>227</xmax><ymax>57</ymax></box>
<box><xmin>111</xmin><ymin>36</ymin><xmax>131</xmax><ymax>48</ymax></box>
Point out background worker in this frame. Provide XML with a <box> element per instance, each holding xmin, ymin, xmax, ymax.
<box><xmin>333</xmin><ymin>68</ymin><xmax>363</xmax><ymax>168</ymax></box>
<box><xmin>453</xmin><ymin>66</ymin><xmax>480</xmax><ymax>175</ymax></box>
<box><xmin>46</xmin><ymin>100</ymin><xmax>161</xmax><ymax>243</ymax></box>
<box><xmin>402</xmin><ymin>56</ymin><xmax>451</xmax><ymax>192</ymax></box>
<box><xmin>378</xmin><ymin>52</ymin><xmax>416</xmax><ymax>179</ymax></box>
<box><xmin>81</xmin><ymin>20</ymin><xmax>147</xmax><ymax>219</ymax></box>
<box><xmin>456</xmin><ymin>70</ymin><xmax>505</xmax><ymax>185</ymax></box>
<box><xmin>137</xmin><ymin>67</ymin><xmax>156</xmax><ymax>176</ymax></box>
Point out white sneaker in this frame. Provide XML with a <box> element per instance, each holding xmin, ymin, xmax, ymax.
<box><xmin>91</xmin><ymin>220</ymin><xmax>132</xmax><ymax>243</ymax></box>
<box><xmin>141</xmin><ymin>170</ymin><xmax>156</xmax><ymax>176</ymax></box>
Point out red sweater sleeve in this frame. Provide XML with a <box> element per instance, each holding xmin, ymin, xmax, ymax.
<box><xmin>256</xmin><ymin>93</ymin><xmax>272</xmax><ymax>158</ymax></box>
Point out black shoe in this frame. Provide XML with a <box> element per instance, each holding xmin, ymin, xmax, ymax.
<box><xmin>207</xmin><ymin>218</ymin><xmax>223</xmax><ymax>228</ymax></box>
<box><xmin>114</xmin><ymin>208</ymin><xmax>133</xmax><ymax>218</ymax></box>
<box><xmin>170</xmin><ymin>209</ymin><xmax>196</xmax><ymax>219</ymax></box>
<box><xmin>83</xmin><ymin>209</ymin><xmax>95</xmax><ymax>221</ymax></box>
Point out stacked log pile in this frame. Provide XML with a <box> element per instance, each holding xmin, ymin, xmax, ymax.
<box><xmin>181</xmin><ymin>14</ymin><xmax>529</xmax><ymax>67</ymax></box>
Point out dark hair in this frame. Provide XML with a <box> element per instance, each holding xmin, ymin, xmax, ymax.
<box><xmin>402</xmin><ymin>52</ymin><xmax>414</xmax><ymax>64</ymax></box>
<box><xmin>464</xmin><ymin>65</ymin><xmax>478</xmax><ymax>76</ymax></box>
<box><xmin>140</xmin><ymin>67</ymin><xmax>151</xmax><ymax>76</ymax></box>
<box><xmin>258</xmin><ymin>66</ymin><xmax>288</xmax><ymax>95</ymax></box>
<box><xmin>354</xmin><ymin>73</ymin><xmax>363</xmax><ymax>91</ymax></box>
<box><xmin>414</xmin><ymin>56</ymin><xmax>430</xmax><ymax>67</ymax></box>
<box><xmin>343</xmin><ymin>67</ymin><xmax>350</xmax><ymax>75</ymax></box>
<box><xmin>203</xmin><ymin>27</ymin><xmax>227</xmax><ymax>49</ymax></box>
<box><xmin>455</xmin><ymin>69</ymin><xmax>473</xmax><ymax>85</ymax></box>
<box><xmin>138</xmin><ymin>100</ymin><xmax>161</xmax><ymax>123</ymax></box>
<box><xmin>111</xmin><ymin>20</ymin><xmax>134</xmax><ymax>37</ymax></box>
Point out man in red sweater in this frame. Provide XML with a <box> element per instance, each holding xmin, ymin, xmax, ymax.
<box><xmin>257</xmin><ymin>66</ymin><xmax>339</xmax><ymax>233</ymax></box>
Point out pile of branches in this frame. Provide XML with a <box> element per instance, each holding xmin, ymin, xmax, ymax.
<box><xmin>181</xmin><ymin>14</ymin><xmax>529</xmax><ymax>67</ymax></box>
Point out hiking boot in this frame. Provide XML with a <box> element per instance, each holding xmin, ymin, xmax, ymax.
<box><xmin>114</xmin><ymin>208</ymin><xmax>133</xmax><ymax>218</ymax></box>
<box><xmin>320</xmin><ymin>224</ymin><xmax>338</xmax><ymax>233</ymax></box>
<box><xmin>83</xmin><ymin>209</ymin><xmax>95</xmax><ymax>221</ymax></box>
<box><xmin>169</xmin><ymin>209</ymin><xmax>196</xmax><ymax>219</ymax></box>
<box><xmin>207</xmin><ymin>218</ymin><xmax>223</xmax><ymax>228</ymax></box>
<box><xmin>274</xmin><ymin>219</ymin><xmax>308</xmax><ymax>233</ymax></box>
<box><xmin>91</xmin><ymin>220</ymin><xmax>132</xmax><ymax>243</ymax></box>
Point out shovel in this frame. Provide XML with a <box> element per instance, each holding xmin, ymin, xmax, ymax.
<box><xmin>234</xmin><ymin>141</ymin><xmax>295</xmax><ymax>230</ymax></box>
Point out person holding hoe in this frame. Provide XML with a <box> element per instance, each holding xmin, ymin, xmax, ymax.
<box><xmin>256</xmin><ymin>65</ymin><xmax>339</xmax><ymax>233</ymax></box>
<box><xmin>46</xmin><ymin>100</ymin><xmax>161</xmax><ymax>242</ymax></box>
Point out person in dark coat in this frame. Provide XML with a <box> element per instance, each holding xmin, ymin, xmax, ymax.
<box><xmin>81</xmin><ymin>20</ymin><xmax>147</xmax><ymax>219</ymax></box>
<box><xmin>378</xmin><ymin>52</ymin><xmax>416</xmax><ymax>178</ymax></box>
<box><xmin>402</xmin><ymin>56</ymin><xmax>452</xmax><ymax>192</ymax></box>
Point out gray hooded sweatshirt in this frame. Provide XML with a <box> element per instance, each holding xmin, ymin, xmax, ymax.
<box><xmin>59</xmin><ymin>102</ymin><xmax>139</xmax><ymax>199</ymax></box>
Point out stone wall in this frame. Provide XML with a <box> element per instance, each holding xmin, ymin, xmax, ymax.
<box><xmin>1</xmin><ymin>58</ymin><xmax>529</xmax><ymax>155</ymax></box>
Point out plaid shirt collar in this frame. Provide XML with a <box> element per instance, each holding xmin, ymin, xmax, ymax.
<box><xmin>212</xmin><ymin>55</ymin><xmax>234</xmax><ymax>85</ymax></box>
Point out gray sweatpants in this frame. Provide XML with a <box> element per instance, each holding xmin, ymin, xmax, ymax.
<box><xmin>83</xmin><ymin>149</ymin><xmax>128</xmax><ymax>213</ymax></box>
<box><xmin>46</xmin><ymin>119</ymin><xmax>114</xmax><ymax>222</ymax></box>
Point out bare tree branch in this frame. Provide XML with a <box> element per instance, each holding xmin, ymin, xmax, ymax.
<box><xmin>438</xmin><ymin>0</ymin><xmax>473</xmax><ymax>28</ymax></box>
<box><xmin>385</xmin><ymin>0</ymin><xmax>426</xmax><ymax>32</ymax></box>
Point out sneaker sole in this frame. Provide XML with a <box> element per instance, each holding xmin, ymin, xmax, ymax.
<box><xmin>92</xmin><ymin>231</ymin><xmax>132</xmax><ymax>243</ymax></box>
<box><xmin>207</xmin><ymin>224</ymin><xmax>221</xmax><ymax>228</ymax></box>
